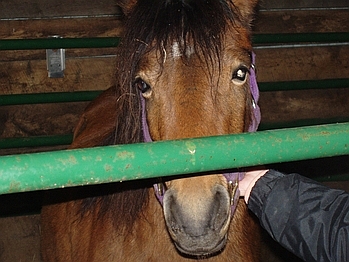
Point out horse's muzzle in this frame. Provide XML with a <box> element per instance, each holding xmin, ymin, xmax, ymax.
<box><xmin>163</xmin><ymin>184</ymin><xmax>231</xmax><ymax>256</ymax></box>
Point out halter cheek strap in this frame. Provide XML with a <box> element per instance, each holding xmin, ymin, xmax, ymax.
<box><xmin>141</xmin><ymin>52</ymin><xmax>261</xmax><ymax>215</ymax></box>
<box><xmin>248</xmin><ymin>52</ymin><xmax>261</xmax><ymax>132</ymax></box>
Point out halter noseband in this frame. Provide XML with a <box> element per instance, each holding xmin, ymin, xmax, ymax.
<box><xmin>141</xmin><ymin>52</ymin><xmax>261</xmax><ymax>216</ymax></box>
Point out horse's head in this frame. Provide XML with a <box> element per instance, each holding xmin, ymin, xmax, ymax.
<box><xmin>118</xmin><ymin>0</ymin><xmax>258</xmax><ymax>257</ymax></box>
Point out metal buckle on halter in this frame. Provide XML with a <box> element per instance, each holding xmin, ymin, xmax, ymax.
<box><xmin>250</xmin><ymin>63</ymin><xmax>257</xmax><ymax>109</ymax></box>
<box><xmin>154</xmin><ymin>179</ymin><xmax>167</xmax><ymax>205</ymax></box>
<box><xmin>250</xmin><ymin>63</ymin><xmax>256</xmax><ymax>73</ymax></box>
<box><xmin>251</xmin><ymin>97</ymin><xmax>257</xmax><ymax>109</ymax></box>
<box><xmin>157</xmin><ymin>182</ymin><xmax>166</xmax><ymax>197</ymax></box>
<box><xmin>156</xmin><ymin>177</ymin><xmax>167</xmax><ymax>197</ymax></box>
<box><xmin>228</xmin><ymin>178</ymin><xmax>239</xmax><ymax>207</ymax></box>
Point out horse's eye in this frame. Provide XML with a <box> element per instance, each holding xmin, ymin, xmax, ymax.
<box><xmin>232</xmin><ymin>66</ymin><xmax>249</xmax><ymax>84</ymax></box>
<box><xmin>134</xmin><ymin>78</ymin><xmax>151</xmax><ymax>94</ymax></box>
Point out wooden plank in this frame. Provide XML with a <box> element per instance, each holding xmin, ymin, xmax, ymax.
<box><xmin>254</xmin><ymin>10</ymin><xmax>349</xmax><ymax>34</ymax></box>
<box><xmin>255</xmin><ymin>46</ymin><xmax>349</xmax><ymax>82</ymax></box>
<box><xmin>259</xmin><ymin>0</ymin><xmax>349</xmax><ymax>10</ymax></box>
<box><xmin>1</xmin><ymin>0</ymin><xmax>347</xmax><ymax>19</ymax></box>
<box><xmin>0</xmin><ymin>0</ymin><xmax>121</xmax><ymax>19</ymax></box>
<box><xmin>259</xmin><ymin>88</ymin><xmax>349</xmax><ymax>125</ymax></box>
<box><xmin>0</xmin><ymin>17</ymin><xmax>123</xmax><ymax>39</ymax></box>
<box><xmin>0</xmin><ymin>57</ymin><xmax>115</xmax><ymax>94</ymax></box>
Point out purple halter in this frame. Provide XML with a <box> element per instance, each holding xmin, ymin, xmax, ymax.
<box><xmin>141</xmin><ymin>52</ymin><xmax>261</xmax><ymax>215</ymax></box>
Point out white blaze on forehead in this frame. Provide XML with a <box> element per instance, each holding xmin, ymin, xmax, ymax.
<box><xmin>172</xmin><ymin>41</ymin><xmax>182</xmax><ymax>57</ymax></box>
<box><xmin>171</xmin><ymin>41</ymin><xmax>195</xmax><ymax>59</ymax></box>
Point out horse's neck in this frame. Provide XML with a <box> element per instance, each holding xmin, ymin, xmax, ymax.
<box><xmin>225</xmin><ymin>200</ymin><xmax>262</xmax><ymax>261</ymax></box>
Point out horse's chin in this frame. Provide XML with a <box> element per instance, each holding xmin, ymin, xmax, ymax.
<box><xmin>174</xmin><ymin>234</ymin><xmax>227</xmax><ymax>257</ymax></box>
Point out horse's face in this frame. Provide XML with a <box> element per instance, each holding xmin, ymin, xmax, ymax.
<box><xmin>125</xmin><ymin>0</ymin><xmax>257</xmax><ymax>257</ymax></box>
<box><xmin>137</xmin><ymin>41</ymin><xmax>251</xmax><ymax>140</ymax></box>
<box><xmin>135</xmin><ymin>33</ymin><xmax>253</xmax><ymax>256</ymax></box>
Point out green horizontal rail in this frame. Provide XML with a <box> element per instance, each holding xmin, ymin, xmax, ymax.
<box><xmin>0</xmin><ymin>91</ymin><xmax>102</xmax><ymax>106</ymax></box>
<box><xmin>0</xmin><ymin>33</ymin><xmax>348</xmax><ymax>51</ymax></box>
<box><xmin>259</xmin><ymin>78</ymin><xmax>349</xmax><ymax>92</ymax></box>
<box><xmin>1</xmin><ymin>78</ymin><xmax>348</xmax><ymax>106</ymax></box>
<box><xmin>0</xmin><ymin>37</ymin><xmax>121</xmax><ymax>50</ymax></box>
<box><xmin>0</xmin><ymin>134</ymin><xmax>73</xmax><ymax>149</ymax></box>
<box><xmin>0</xmin><ymin>123</ymin><xmax>348</xmax><ymax>195</ymax></box>
<box><xmin>258</xmin><ymin>117</ymin><xmax>349</xmax><ymax>131</ymax></box>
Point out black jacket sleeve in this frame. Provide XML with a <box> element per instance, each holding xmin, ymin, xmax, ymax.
<box><xmin>248</xmin><ymin>169</ymin><xmax>349</xmax><ymax>262</ymax></box>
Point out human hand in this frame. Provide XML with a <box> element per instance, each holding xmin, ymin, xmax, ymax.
<box><xmin>240</xmin><ymin>169</ymin><xmax>269</xmax><ymax>203</ymax></box>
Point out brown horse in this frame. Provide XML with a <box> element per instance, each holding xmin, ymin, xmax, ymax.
<box><xmin>41</xmin><ymin>0</ymin><xmax>262</xmax><ymax>260</ymax></box>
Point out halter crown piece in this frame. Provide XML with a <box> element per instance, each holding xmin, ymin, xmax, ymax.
<box><xmin>141</xmin><ymin>52</ymin><xmax>261</xmax><ymax>216</ymax></box>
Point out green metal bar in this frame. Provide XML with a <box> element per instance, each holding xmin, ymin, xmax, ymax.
<box><xmin>0</xmin><ymin>123</ymin><xmax>348</xmax><ymax>195</ymax></box>
<box><xmin>0</xmin><ymin>33</ymin><xmax>348</xmax><ymax>51</ymax></box>
<box><xmin>259</xmin><ymin>78</ymin><xmax>349</xmax><ymax>92</ymax></box>
<box><xmin>0</xmin><ymin>134</ymin><xmax>73</xmax><ymax>149</ymax></box>
<box><xmin>0</xmin><ymin>91</ymin><xmax>102</xmax><ymax>106</ymax></box>
<box><xmin>0</xmin><ymin>37</ymin><xmax>120</xmax><ymax>50</ymax></box>
<box><xmin>258</xmin><ymin>117</ymin><xmax>349</xmax><ymax>131</ymax></box>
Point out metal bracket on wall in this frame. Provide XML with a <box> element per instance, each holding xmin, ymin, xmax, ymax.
<box><xmin>46</xmin><ymin>36</ymin><xmax>65</xmax><ymax>78</ymax></box>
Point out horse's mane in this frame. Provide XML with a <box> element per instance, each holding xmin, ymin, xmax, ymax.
<box><xmin>81</xmin><ymin>0</ymin><xmax>250</xmax><ymax>230</ymax></box>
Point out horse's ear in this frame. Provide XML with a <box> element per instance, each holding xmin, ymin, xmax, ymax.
<box><xmin>117</xmin><ymin>0</ymin><xmax>138</xmax><ymax>15</ymax></box>
<box><xmin>231</xmin><ymin>0</ymin><xmax>258</xmax><ymax>24</ymax></box>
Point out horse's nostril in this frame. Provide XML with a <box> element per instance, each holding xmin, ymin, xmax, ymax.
<box><xmin>164</xmin><ymin>193</ymin><xmax>183</xmax><ymax>234</ymax></box>
<box><xmin>210</xmin><ymin>185</ymin><xmax>231</xmax><ymax>230</ymax></box>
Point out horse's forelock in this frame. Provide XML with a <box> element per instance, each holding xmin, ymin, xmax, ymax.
<box><xmin>118</xmin><ymin>0</ymin><xmax>245</xmax><ymax>82</ymax></box>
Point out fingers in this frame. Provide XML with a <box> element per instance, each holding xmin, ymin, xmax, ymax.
<box><xmin>240</xmin><ymin>169</ymin><xmax>269</xmax><ymax>203</ymax></box>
